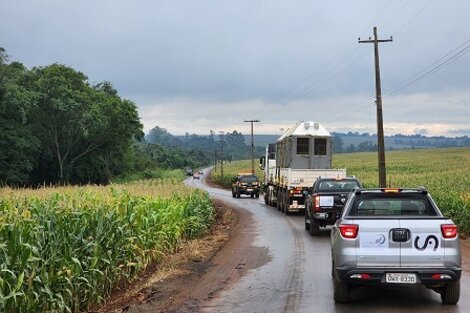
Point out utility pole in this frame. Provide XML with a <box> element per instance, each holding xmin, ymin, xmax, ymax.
<box><xmin>213</xmin><ymin>147</ymin><xmax>218</xmax><ymax>172</ymax></box>
<box><xmin>244</xmin><ymin>119</ymin><xmax>260</xmax><ymax>175</ymax></box>
<box><xmin>219</xmin><ymin>131</ymin><xmax>225</xmax><ymax>179</ymax></box>
<box><xmin>359</xmin><ymin>27</ymin><xmax>392</xmax><ymax>188</ymax></box>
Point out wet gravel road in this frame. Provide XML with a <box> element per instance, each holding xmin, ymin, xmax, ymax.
<box><xmin>188</xmin><ymin>174</ymin><xmax>470</xmax><ymax>313</ymax></box>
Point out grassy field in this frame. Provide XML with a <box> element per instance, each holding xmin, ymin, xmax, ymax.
<box><xmin>0</xmin><ymin>179</ymin><xmax>214</xmax><ymax>313</ymax></box>
<box><xmin>212</xmin><ymin>148</ymin><xmax>470</xmax><ymax>232</ymax></box>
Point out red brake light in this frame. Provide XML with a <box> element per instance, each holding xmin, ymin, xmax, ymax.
<box><xmin>339</xmin><ymin>224</ymin><xmax>359</xmax><ymax>239</ymax></box>
<box><xmin>441</xmin><ymin>224</ymin><xmax>458</xmax><ymax>238</ymax></box>
<box><xmin>314</xmin><ymin>196</ymin><xmax>320</xmax><ymax>212</ymax></box>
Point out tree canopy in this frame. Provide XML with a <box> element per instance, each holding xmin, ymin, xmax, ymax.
<box><xmin>0</xmin><ymin>49</ymin><xmax>143</xmax><ymax>185</ymax></box>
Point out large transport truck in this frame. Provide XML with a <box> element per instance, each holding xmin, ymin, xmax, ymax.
<box><xmin>259</xmin><ymin>121</ymin><xmax>346</xmax><ymax>215</ymax></box>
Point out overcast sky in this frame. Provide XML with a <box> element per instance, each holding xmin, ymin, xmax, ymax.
<box><xmin>1</xmin><ymin>0</ymin><xmax>469</xmax><ymax>137</ymax></box>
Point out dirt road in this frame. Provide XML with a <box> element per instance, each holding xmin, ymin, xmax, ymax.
<box><xmin>186</xmin><ymin>171</ymin><xmax>470</xmax><ymax>313</ymax></box>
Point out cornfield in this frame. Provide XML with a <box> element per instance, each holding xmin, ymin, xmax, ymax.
<box><xmin>334</xmin><ymin>147</ymin><xmax>470</xmax><ymax>233</ymax></box>
<box><xmin>217</xmin><ymin>148</ymin><xmax>470</xmax><ymax>232</ymax></box>
<box><xmin>0</xmin><ymin>180</ymin><xmax>214</xmax><ymax>312</ymax></box>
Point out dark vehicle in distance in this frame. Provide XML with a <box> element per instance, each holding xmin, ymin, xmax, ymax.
<box><xmin>185</xmin><ymin>168</ymin><xmax>193</xmax><ymax>176</ymax></box>
<box><xmin>305</xmin><ymin>177</ymin><xmax>362</xmax><ymax>236</ymax></box>
<box><xmin>232</xmin><ymin>174</ymin><xmax>260</xmax><ymax>198</ymax></box>
<box><xmin>192</xmin><ymin>171</ymin><xmax>200</xmax><ymax>180</ymax></box>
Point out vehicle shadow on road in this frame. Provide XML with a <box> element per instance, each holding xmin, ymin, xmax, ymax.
<box><xmin>333</xmin><ymin>284</ymin><xmax>453</xmax><ymax>313</ymax></box>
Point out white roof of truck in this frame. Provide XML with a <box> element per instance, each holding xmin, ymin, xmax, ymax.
<box><xmin>277</xmin><ymin>121</ymin><xmax>331</xmax><ymax>142</ymax></box>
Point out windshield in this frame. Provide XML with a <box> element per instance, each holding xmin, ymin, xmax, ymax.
<box><xmin>348</xmin><ymin>194</ymin><xmax>438</xmax><ymax>217</ymax></box>
<box><xmin>240</xmin><ymin>176</ymin><xmax>259</xmax><ymax>183</ymax></box>
<box><xmin>317</xmin><ymin>180</ymin><xmax>360</xmax><ymax>192</ymax></box>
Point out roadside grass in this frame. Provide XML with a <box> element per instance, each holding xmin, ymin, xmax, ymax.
<box><xmin>0</xmin><ymin>179</ymin><xmax>214</xmax><ymax>312</ymax></box>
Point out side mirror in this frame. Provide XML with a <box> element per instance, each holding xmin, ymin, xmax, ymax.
<box><xmin>303</xmin><ymin>190</ymin><xmax>309</xmax><ymax>195</ymax></box>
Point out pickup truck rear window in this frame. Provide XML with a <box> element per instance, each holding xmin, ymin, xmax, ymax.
<box><xmin>348</xmin><ymin>194</ymin><xmax>438</xmax><ymax>217</ymax></box>
<box><xmin>239</xmin><ymin>176</ymin><xmax>259</xmax><ymax>183</ymax></box>
<box><xmin>317</xmin><ymin>180</ymin><xmax>360</xmax><ymax>192</ymax></box>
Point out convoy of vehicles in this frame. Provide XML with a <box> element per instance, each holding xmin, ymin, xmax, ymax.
<box><xmin>305</xmin><ymin>177</ymin><xmax>362</xmax><ymax>236</ymax></box>
<box><xmin>331</xmin><ymin>187</ymin><xmax>461</xmax><ymax>304</ymax></box>
<box><xmin>259</xmin><ymin>121</ymin><xmax>346</xmax><ymax>214</ymax></box>
<box><xmin>232</xmin><ymin>173</ymin><xmax>260</xmax><ymax>198</ymax></box>
<box><xmin>214</xmin><ymin>120</ymin><xmax>462</xmax><ymax>305</ymax></box>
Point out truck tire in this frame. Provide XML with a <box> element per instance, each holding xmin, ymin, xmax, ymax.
<box><xmin>334</xmin><ymin>279</ymin><xmax>350</xmax><ymax>303</ymax></box>
<box><xmin>232</xmin><ymin>190</ymin><xmax>236</xmax><ymax>198</ymax></box>
<box><xmin>250</xmin><ymin>193</ymin><xmax>254</xmax><ymax>198</ymax></box>
<box><xmin>236</xmin><ymin>191</ymin><xmax>241</xmax><ymax>198</ymax></box>
<box><xmin>441</xmin><ymin>280</ymin><xmax>460</xmax><ymax>304</ymax></box>
<box><xmin>309</xmin><ymin>219</ymin><xmax>320</xmax><ymax>236</ymax></box>
<box><xmin>255</xmin><ymin>192</ymin><xmax>259</xmax><ymax>199</ymax></box>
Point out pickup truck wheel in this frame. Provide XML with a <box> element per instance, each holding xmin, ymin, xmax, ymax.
<box><xmin>255</xmin><ymin>193</ymin><xmax>259</xmax><ymax>199</ymax></box>
<box><xmin>441</xmin><ymin>280</ymin><xmax>460</xmax><ymax>304</ymax></box>
<box><xmin>232</xmin><ymin>191</ymin><xmax>236</xmax><ymax>198</ymax></box>
<box><xmin>236</xmin><ymin>191</ymin><xmax>241</xmax><ymax>198</ymax></box>
<box><xmin>309</xmin><ymin>219</ymin><xmax>320</xmax><ymax>236</ymax></box>
<box><xmin>250</xmin><ymin>193</ymin><xmax>254</xmax><ymax>198</ymax></box>
<box><xmin>334</xmin><ymin>279</ymin><xmax>350</xmax><ymax>303</ymax></box>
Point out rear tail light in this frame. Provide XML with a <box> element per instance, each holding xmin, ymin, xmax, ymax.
<box><xmin>432</xmin><ymin>274</ymin><xmax>452</xmax><ymax>280</ymax></box>
<box><xmin>350</xmin><ymin>273</ymin><xmax>370</xmax><ymax>280</ymax></box>
<box><xmin>314</xmin><ymin>196</ymin><xmax>320</xmax><ymax>212</ymax></box>
<box><xmin>441</xmin><ymin>224</ymin><xmax>458</xmax><ymax>238</ymax></box>
<box><xmin>339</xmin><ymin>224</ymin><xmax>359</xmax><ymax>239</ymax></box>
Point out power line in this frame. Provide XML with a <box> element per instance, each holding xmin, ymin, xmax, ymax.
<box><xmin>388</xmin><ymin>40</ymin><xmax>470</xmax><ymax>96</ymax></box>
<box><xmin>394</xmin><ymin>0</ymin><xmax>436</xmax><ymax>34</ymax></box>
<box><xmin>380</xmin><ymin>0</ymin><xmax>412</xmax><ymax>29</ymax></box>
<box><xmin>327</xmin><ymin>38</ymin><xmax>470</xmax><ymax>126</ymax></box>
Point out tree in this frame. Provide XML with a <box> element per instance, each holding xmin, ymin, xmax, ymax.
<box><xmin>332</xmin><ymin>133</ymin><xmax>344</xmax><ymax>153</ymax></box>
<box><xmin>0</xmin><ymin>50</ymin><xmax>40</xmax><ymax>185</ymax></box>
<box><xmin>28</xmin><ymin>64</ymin><xmax>143</xmax><ymax>183</ymax></box>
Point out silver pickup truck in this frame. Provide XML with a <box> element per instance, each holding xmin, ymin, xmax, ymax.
<box><xmin>331</xmin><ymin>188</ymin><xmax>461</xmax><ymax>304</ymax></box>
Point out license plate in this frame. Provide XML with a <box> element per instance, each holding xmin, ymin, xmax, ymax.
<box><xmin>385</xmin><ymin>273</ymin><xmax>416</xmax><ymax>284</ymax></box>
<box><xmin>293</xmin><ymin>194</ymin><xmax>303</xmax><ymax>197</ymax></box>
<box><xmin>247</xmin><ymin>189</ymin><xmax>253</xmax><ymax>192</ymax></box>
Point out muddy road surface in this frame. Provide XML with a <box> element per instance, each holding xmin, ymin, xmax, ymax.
<box><xmin>187</xmin><ymin>172</ymin><xmax>470</xmax><ymax>313</ymax></box>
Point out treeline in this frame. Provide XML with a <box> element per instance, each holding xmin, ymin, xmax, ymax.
<box><xmin>0</xmin><ymin>49</ymin><xmax>148</xmax><ymax>186</ymax></box>
<box><xmin>145</xmin><ymin>126</ymin><xmax>263</xmax><ymax>163</ymax></box>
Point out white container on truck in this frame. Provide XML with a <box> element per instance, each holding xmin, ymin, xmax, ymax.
<box><xmin>260</xmin><ymin>121</ymin><xmax>346</xmax><ymax>214</ymax></box>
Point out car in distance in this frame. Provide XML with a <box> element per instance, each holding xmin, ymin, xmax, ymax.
<box><xmin>192</xmin><ymin>171</ymin><xmax>200</xmax><ymax>180</ymax></box>
<box><xmin>305</xmin><ymin>177</ymin><xmax>362</xmax><ymax>236</ymax></box>
<box><xmin>331</xmin><ymin>187</ymin><xmax>461</xmax><ymax>304</ymax></box>
<box><xmin>232</xmin><ymin>174</ymin><xmax>260</xmax><ymax>198</ymax></box>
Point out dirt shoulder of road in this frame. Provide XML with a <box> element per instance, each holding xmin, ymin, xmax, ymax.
<box><xmin>93</xmin><ymin>192</ymin><xmax>269</xmax><ymax>313</ymax></box>
<box><xmin>92</xmin><ymin>199</ymin><xmax>237</xmax><ymax>313</ymax></box>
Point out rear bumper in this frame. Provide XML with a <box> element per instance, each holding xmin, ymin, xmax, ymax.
<box><xmin>335</xmin><ymin>266</ymin><xmax>462</xmax><ymax>286</ymax></box>
<box><xmin>238</xmin><ymin>188</ymin><xmax>259</xmax><ymax>195</ymax></box>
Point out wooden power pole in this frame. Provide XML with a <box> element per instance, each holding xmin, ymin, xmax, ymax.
<box><xmin>359</xmin><ymin>27</ymin><xmax>392</xmax><ymax>188</ymax></box>
<box><xmin>244</xmin><ymin>119</ymin><xmax>260</xmax><ymax>175</ymax></box>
